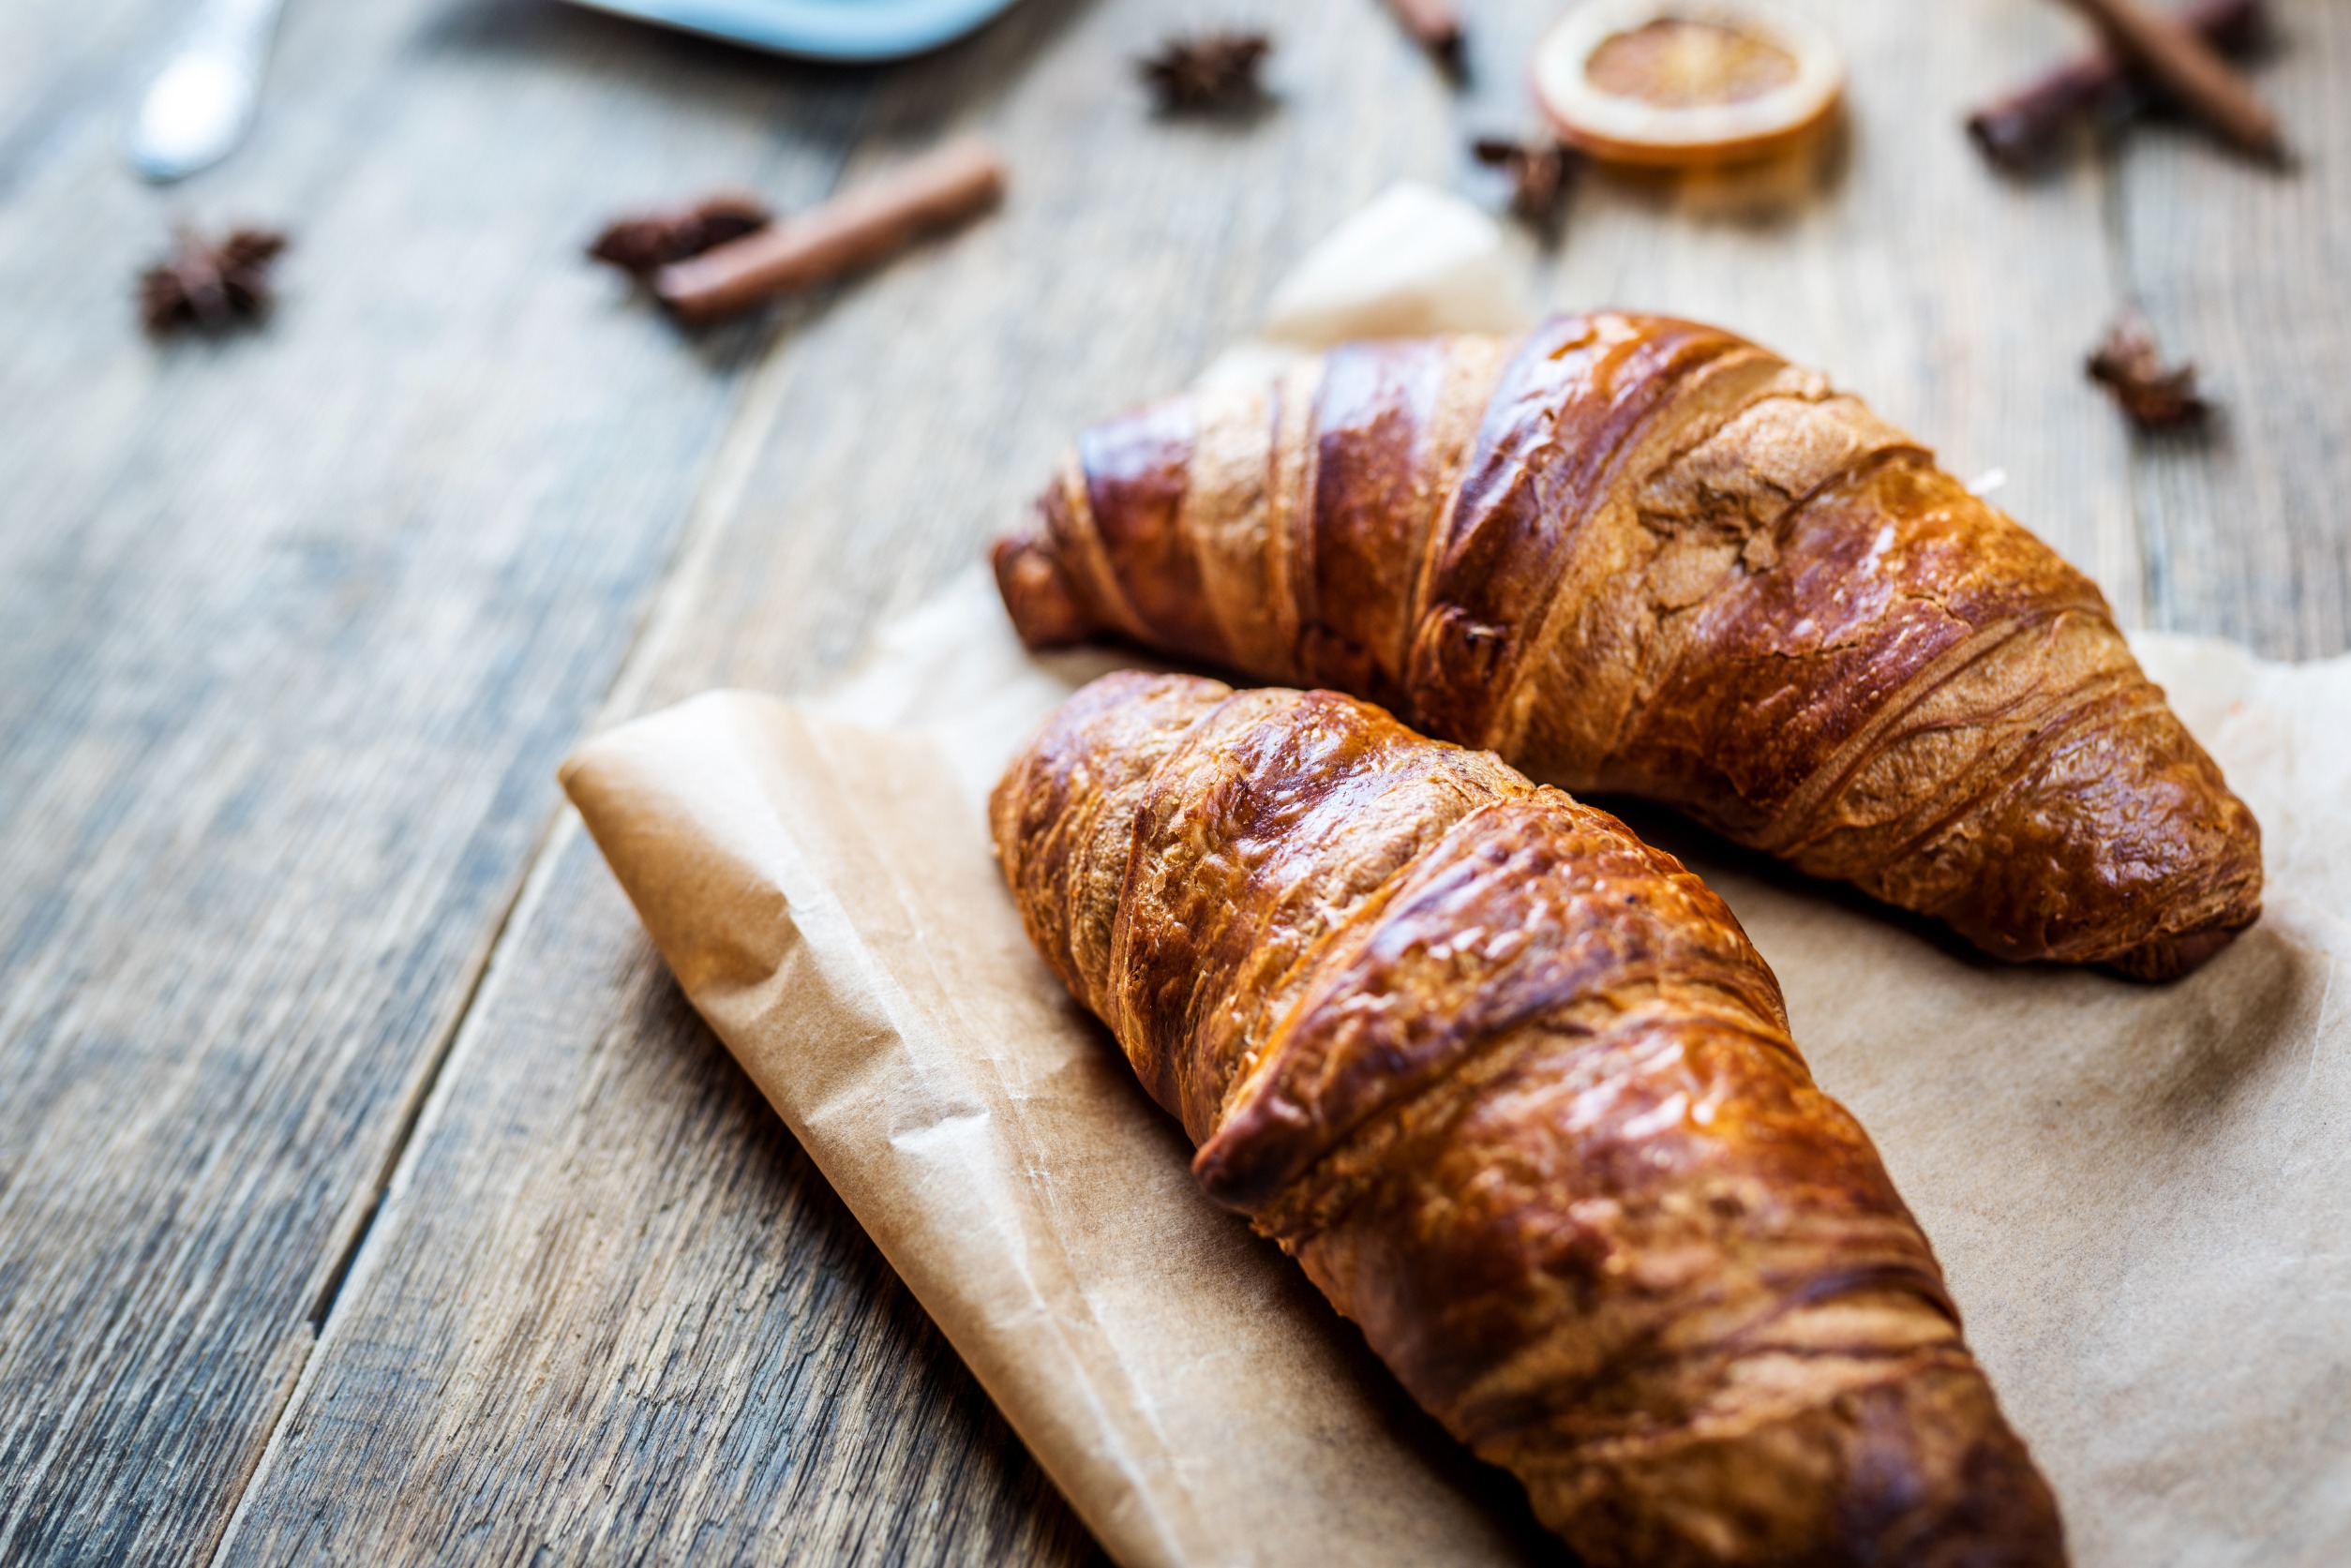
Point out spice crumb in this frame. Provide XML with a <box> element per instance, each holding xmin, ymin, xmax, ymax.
<box><xmin>1138</xmin><ymin>31</ymin><xmax>1273</xmax><ymax>112</ymax></box>
<box><xmin>2088</xmin><ymin>310</ymin><xmax>2209</xmax><ymax>429</ymax></box>
<box><xmin>589</xmin><ymin>195</ymin><xmax>773</xmax><ymax>279</ymax></box>
<box><xmin>139</xmin><ymin>226</ymin><xmax>288</xmax><ymax>336</ymax></box>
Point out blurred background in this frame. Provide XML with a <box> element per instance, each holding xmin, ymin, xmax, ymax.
<box><xmin>0</xmin><ymin>0</ymin><xmax>2343</xmax><ymax>1562</ymax></box>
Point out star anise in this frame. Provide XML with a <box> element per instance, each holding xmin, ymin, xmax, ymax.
<box><xmin>139</xmin><ymin>225</ymin><xmax>287</xmax><ymax>336</ymax></box>
<box><xmin>1473</xmin><ymin>136</ymin><xmax>1579</xmax><ymax>231</ymax></box>
<box><xmin>588</xmin><ymin>193</ymin><xmax>773</xmax><ymax>278</ymax></box>
<box><xmin>1138</xmin><ymin>30</ymin><xmax>1273</xmax><ymax>112</ymax></box>
<box><xmin>2087</xmin><ymin>310</ymin><xmax>2209</xmax><ymax>429</ymax></box>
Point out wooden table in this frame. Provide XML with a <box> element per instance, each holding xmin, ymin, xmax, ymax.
<box><xmin>1</xmin><ymin>0</ymin><xmax>2343</xmax><ymax>1560</ymax></box>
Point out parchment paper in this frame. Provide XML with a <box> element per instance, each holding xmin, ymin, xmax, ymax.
<box><xmin>559</xmin><ymin>188</ymin><xmax>2351</xmax><ymax>1566</ymax></box>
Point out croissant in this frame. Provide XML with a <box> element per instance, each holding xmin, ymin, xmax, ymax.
<box><xmin>992</xmin><ymin>670</ymin><xmax>2064</xmax><ymax>1567</ymax></box>
<box><xmin>993</xmin><ymin>313</ymin><xmax>2261</xmax><ymax>978</ymax></box>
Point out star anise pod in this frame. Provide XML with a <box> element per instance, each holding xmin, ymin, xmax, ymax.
<box><xmin>139</xmin><ymin>225</ymin><xmax>288</xmax><ymax>336</ymax></box>
<box><xmin>1138</xmin><ymin>30</ymin><xmax>1273</xmax><ymax>112</ymax></box>
<box><xmin>2087</xmin><ymin>310</ymin><xmax>2209</xmax><ymax>429</ymax></box>
<box><xmin>1473</xmin><ymin>136</ymin><xmax>1578</xmax><ymax>231</ymax></box>
<box><xmin>588</xmin><ymin>193</ymin><xmax>773</xmax><ymax>278</ymax></box>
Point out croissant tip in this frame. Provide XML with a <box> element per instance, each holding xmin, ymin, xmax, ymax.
<box><xmin>991</xmin><ymin>530</ymin><xmax>1096</xmax><ymax>650</ymax></box>
<box><xmin>2100</xmin><ymin>911</ymin><xmax>2257</xmax><ymax>981</ymax></box>
<box><xmin>1189</xmin><ymin>1127</ymin><xmax>1288</xmax><ymax>1215</ymax></box>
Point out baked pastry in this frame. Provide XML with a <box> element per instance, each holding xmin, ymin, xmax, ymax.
<box><xmin>992</xmin><ymin>669</ymin><xmax>2065</xmax><ymax>1567</ymax></box>
<box><xmin>992</xmin><ymin>313</ymin><xmax>2262</xmax><ymax>978</ymax></box>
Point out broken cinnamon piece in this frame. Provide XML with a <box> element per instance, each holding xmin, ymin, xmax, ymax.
<box><xmin>1384</xmin><ymin>0</ymin><xmax>1463</xmax><ymax>62</ymax></box>
<box><xmin>1137</xmin><ymin>30</ymin><xmax>1272</xmax><ymax>112</ymax></box>
<box><xmin>653</xmin><ymin>140</ymin><xmax>1005</xmax><ymax>325</ymax></box>
<box><xmin>1472</xmin><ymin>136</ymin><xmax>1578</xmax><ymax>230</ymax></box>
<box><xmin>589</xmin><ymin>194</ymin><xmax>772</xmax><ymax>278</ymax></box>
<box><xmin>2088</xmin><ymin>309</ymin><xmax>2209</xmax><ymax>428</ymax></box>
<box><xmin>2057</xmin><ymin>0</ymin><xmax>2284</xmax><ymax>159</ymax></box>
<box><xmin>1967</xmin><ymin>0</ymin><xmax>2263</xmax><ymax>169</ymax></box>
<box><xmin>1968</xmin><ymin>0</ymin><xmax>2261</xmax><ymax>167</ymax></box>
<box><xmin>139</xmin><ymin>225</ymin><xmax>287</xmax><ymax>336</ymax></box>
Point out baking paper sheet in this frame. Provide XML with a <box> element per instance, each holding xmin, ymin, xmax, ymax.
<box><xmin>560</xmin><ymin>579</ymin><xmax>2350</xmax><ymax>1567</ymax></box>
<box><xmin>559</xmin><ymin>186</ymin><xmax>2351</xmax><ymax>1566</ymax></box>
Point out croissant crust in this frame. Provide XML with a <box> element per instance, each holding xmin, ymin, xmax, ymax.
<box><xmin>993</xmin><ymin>314</ymin><xmax>2262</xmax><ymax>978</ymax></box>
<box><xmin>992</xmin><ymin>669</ymin><xmax>2067</xmax><ymax>1568</ymax></box>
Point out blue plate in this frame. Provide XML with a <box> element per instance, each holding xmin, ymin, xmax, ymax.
<box><xmin>568</xmin><ymin>0</ymin><xmax>1024</xmax><ymax>61</ymax></box>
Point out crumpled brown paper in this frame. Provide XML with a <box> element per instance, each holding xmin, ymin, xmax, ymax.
<box><xmin>562</xmin><ymin>575</ymin><xmax>2350</xmax><ymax>1568</ymax></box>
<box><xmin>561</xmin><ymin>184</ymin><xmax>2351</xmax><ymax>1566</ymax></box>
<box><xmin>560</xmin><ymin>667</ymin><xmax>1561</xmax><ymax>1568</ymax></box>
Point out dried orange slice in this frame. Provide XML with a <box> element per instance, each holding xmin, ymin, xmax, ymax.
<box><xmin>1533</xmin><ymin>1</ymin><xmax>1844</xmax><ymax>167</ymax></box>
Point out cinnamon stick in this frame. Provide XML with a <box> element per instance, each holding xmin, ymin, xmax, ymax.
<box><xmin>1969</xmin><ymin>0</ymin><xmax>2262</xmax><ymax>168</ymax></box>
<box><xmin>2055</xmin><ymin>0</ymin><xmax>2284</xmax><ymax>158</ymax></box>
<box><xmin>1384</xmin><ymin>0</ymin><xmax>1463</xmax><ymax>60</ymax></box>
<box><xmin>655</xmin><ymin>139</ymin><xmax>1006</xmax><ymax>323</ymax></box>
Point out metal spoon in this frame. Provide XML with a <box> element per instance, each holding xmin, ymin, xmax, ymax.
<box><xmin>126</xmin><ymin>0</ymin><xmax>290</xmax><ymax>182</ymax></box>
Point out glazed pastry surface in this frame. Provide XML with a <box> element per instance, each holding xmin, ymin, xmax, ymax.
<box><xmin>992</xmin><ymin>669</ymin><xmax>2067</xmax><ymax>1568</ymax></box>
<box><xmin>993</xmin><ymin>314</ymin><xmax>2263</xmax><ymax>978</ymax></box>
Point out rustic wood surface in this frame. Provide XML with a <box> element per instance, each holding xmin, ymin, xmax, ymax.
<box><xmin>0</xmin><ymin>0</ymin><xmax>2343</xmax><ymax>1562</ymax></box>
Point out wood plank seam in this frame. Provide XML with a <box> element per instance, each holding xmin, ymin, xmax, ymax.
<box><xmin>595</xmin><ymin>302</ymin><xmax>821</xmax><ymax>729</ymax></box>
<box><xmin>199</xmin><ymin>142</ymin><xmax>867</xmax><ymax>1565</ymax></box>
<box><xmin>2095</xmin><ymin>147</ymin><xmax>2155</xmax><ymax>632</ymax></box>
<box><xmin>298</xmin><ymin>800</ymin><xmax>554</xmax><ymax>1337</ymax></box>
<box><xmin>205</xmin><ymin>812</ymin><xmax>594</xmax><ymax>1568</ymax></box>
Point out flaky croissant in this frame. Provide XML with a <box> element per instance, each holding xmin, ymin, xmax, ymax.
<box><xmin>993</xmin><ymin>669</ymin><xmax>2065</xmax><ymax>1568</ymax></box>
<box><xmin>993</xmin><ymin>313</ymin><xmax>2261</xmax><ymax>978</ymax></box>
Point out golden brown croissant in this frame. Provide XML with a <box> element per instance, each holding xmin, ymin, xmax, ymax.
<box><xmin>993</xmin><ymin>313</ymin><xmax>2261</xmax><ymax>978</ymax></box>
<box><xmin>992</xmin><ymin>669</ymin><xmax>2066</xmax><ymax>1568</ymax></box>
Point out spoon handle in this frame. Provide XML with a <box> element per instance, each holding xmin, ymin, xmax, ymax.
<box><xmin>126</xmin><ymin>0</ymin><xmax>292</xmax><ymax>183</ymax></box>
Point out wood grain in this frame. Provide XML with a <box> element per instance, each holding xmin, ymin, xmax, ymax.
<box><xmin>2119</xmin><ymin>0</ymin><xmax>2351</xmax><ymax>658</ymax></box>
<box><xmin>217</xmin><ymin>820</ymin><xmax>1096</xmax><ymax>1565</ymax></box>
<box><xmin>0</xmin><ymin>0</ymin><xmax>175</xmax><ymax>206</ymax></box>
<box><xmin>0</xmin><ymin>0</ymin><xmax>873</xmax><ymax>1560</ymax></box>
<box><xmin>2</xmin><ymin>0</ymin><xmax>2346</xmax><ymax>1563</ymax></box>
